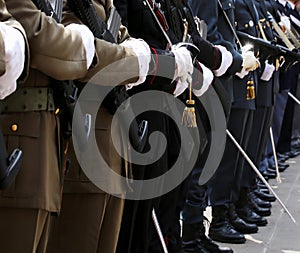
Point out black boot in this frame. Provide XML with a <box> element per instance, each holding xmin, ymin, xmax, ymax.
<box><xmin>254</xmin><ymin>189</ymin><xmax>276</xmax><ymax>202</ymax></box>
<box><xmin>208</xmin><ymin>205</ymin><xmax>246</xmax><ymax>244</ymax></box>
<box><xmin>182</xmin><ymin>223</ymin><xmax>210</xmax><ymax>253</ymax></box>
<box><xmin>228</xmin><ymin>204</ymin><xmax>258</xmax><ymax>234</ymax></box>
<box><xmin>236</xmin><ymin>206</ymin><xmax>268</xmax><ymax>226</ymax></box>
<box><xmin>248</xmin><ymin>194</ymin><xmax>271</xmax><ymax>217</ymax></box>
<box><xmin>182</xmin><ymin>222</ymin><xmax>233</xmax><ymax>253</ymax></box>
<box><xmin>236</xmin><ymin>188</ymin><xmax>268</xmax><ymax>226</ymax></box>
<box><xmin>248</xmin><ymin>191</ymin><xmax>271</xmax><ymax>208</ymax></box>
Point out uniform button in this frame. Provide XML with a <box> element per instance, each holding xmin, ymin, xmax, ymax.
<box><xmin>229</xmin><ymin>3</ymin><xmax>232</xmax><ymax>7</ymax></box>
<box><xmin>11</xmin><ymin>124</ymin><xmax>18</xmax><ymax>132</ymax></box>
<box><xmin>55</xmin><ymin>108</ymin><xmax>60</xmax><ymax>115</ymax></box>
<box><xmin>245</xmin><ymin>24</ymin><xmax>249</xmax><ymax>28</ymax></box>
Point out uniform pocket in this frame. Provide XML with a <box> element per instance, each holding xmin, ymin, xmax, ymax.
<box><xmin>0</xmin><ymin>112</ymin><xmax>40</xmax><ymax>198</ymax></box>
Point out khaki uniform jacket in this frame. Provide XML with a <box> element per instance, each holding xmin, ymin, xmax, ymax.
<box><xmin>0</xmin><ymin>0</ymin><xmax>138</xmax><ymax>212</ymax></box>
<box><xmin>63</xmin><ymin>0</ymin><xmax>136</xmax><ymax>195</ymax></box>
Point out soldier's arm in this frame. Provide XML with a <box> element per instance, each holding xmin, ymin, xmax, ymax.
<box><xmin>0</xmin><ymin>0</ymin><xmax>29</xmax><ymax>99</ymax></box>
<box><xmin>62</xmin><ymin>0</ymin><xmax>140</xmax><ymax>83</ymax></box>
<box><xmin>0</xmin><ymin>0</ymin><xmax>29</xmax><ymax>82</ymax></box>
<box><xmin>6</xmin><ymin>0</ymin><xmax>96</xmax><ymax>81</ymax></box>
<box><xmin>190</xmin><ymin>0</ymin><xmax>243</xmax><ymax>75</ymax></box>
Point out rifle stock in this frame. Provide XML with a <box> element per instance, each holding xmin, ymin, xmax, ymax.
<box><xmin>237</xmin><ymin>31</ymin><xmax>300</xmax><ymax>70</ymax></box>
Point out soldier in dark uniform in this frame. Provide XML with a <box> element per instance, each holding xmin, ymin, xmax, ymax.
<box><xmin>187</xmin><ymin>0</ymin><xmax>261</xmax><ymax>246</ymax></box>
<box><xmin>233</xmin><ymin>0</ymin><xmax>277</xmax><ymax>227</ymax></box>
<box><xmin>276</xmin><ymin>0</ymin><xmax>300</xmax><ymax>158</ymax></box>
<box><xmin>261</xmin><ymin>0</ymin><xmax>290</xmax><ymax>172</ymax></box>
<box><xmin>262</xmin><ymin>0</ymin><xmax>300</xmax><ymax>175</ymax></box>
<box><xmin>114</xmin><ymin>0</ymin><xmax>236</xmax><ymax>252</ymax></box>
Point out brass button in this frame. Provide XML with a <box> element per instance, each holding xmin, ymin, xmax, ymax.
<box><xmin>245</xmin><ymin>24</ymin><xmax>249</xmax><ymax>28</ymax></box>
<box><xmin>229</xmin><ymin>2</ymin><xmax>232</xmax><ymax>7</ymax></box>
<box><xmin>11</xmin><ymin>124</ymin><xmax>18</xmax><ymax>132</ymax></box>
<box><xmin>55</xmin><ymin>108</ymin><xmax>60</xmax><ymax>115</ymax></box>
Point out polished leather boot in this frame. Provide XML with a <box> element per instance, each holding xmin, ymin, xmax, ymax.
<box><xmin>254</xmin><ymin>189</ymin><xmax>276</xmax><ymax>202</ymax></box>
<box><xmin>209</xmin><ymin>206</ymin><xmax>246</xmax><ymax>244</ymax></box>
<box><xmin>269</xmin><ymin>162</ymin><xmax>289</xmax><ymax>172</ymax></box>
<box><xmin>182</xmin><ymin>222</ymin><xmax>234</xmax><ymax>253</ymax></box>
<box><xmin>262</xmin><ymin>170</ymin><xmax>276</xmax><ymax>179</ymax></box>
<box><xmin>248</xmin><ymin>196</ymin><xmax>271</xmax><ymax>217</ymax></box>
<box><xmin>228</xmin><ymin>204</ymin><xmax>258</xmax><ymax>234</ymax></box>
<box><xmin>182</xmin><ymin>222</ymin><xmax>209</xmax><ymax>253</ymax></box>
<box><xmin>276</xmin><ymin>153</ymin><xmax>289</xmax><ymax>162</ymax></box>
<box><xmin>236</xmin><ymin>206</ymin><xmax>268</xmax><ymax>226</ymax></box>
<box><xmin>248</xmin><ymin>191</ymin><xmax>271</xmax><ymax>208</ymax></box>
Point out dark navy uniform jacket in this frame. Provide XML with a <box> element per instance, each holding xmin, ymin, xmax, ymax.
<box><xmin>189</xmin><ymin>0</ymin><xmax>257</xmax><ymax>109</ymax></box>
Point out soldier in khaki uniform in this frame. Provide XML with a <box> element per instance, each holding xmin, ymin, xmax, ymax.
<box><xmin>0</xmin><ymin>0</ymin><xmax>148</xmax><ymax>252</ymax></box>
<box><xmin>0</xmin><ymin>0</ymin><xmax>28</xmax><ymax>190</ymax></box>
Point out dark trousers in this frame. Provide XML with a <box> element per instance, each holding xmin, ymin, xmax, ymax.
<box><xmin>209</xmin><ymin>108</ymin><xmax>253</xmax><ymax>206</ymax></box>
<box><xmin>277</xmin><ymin>64</ymin><xmax>300</xmax><ymax>153</ymax></box>
<box><xmin>267</xmin><ymin>90</ymin><xmax>289</xmax><ymax>156</ymax></box>
<box><xmin>242</xmin><ymin>106</ymin><xmax>273</xmax><ymax>188</ymax></box>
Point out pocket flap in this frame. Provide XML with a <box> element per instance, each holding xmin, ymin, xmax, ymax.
<box><xmin>0</xmin><ymin>112</ymin><xmax>40</xmax><ymax>138</ymax></box>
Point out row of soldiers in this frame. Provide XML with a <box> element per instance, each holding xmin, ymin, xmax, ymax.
<box><xmin>0</xmin><ymin>0</ymin><xmax>299</xmax><ymax>252</ymax></box>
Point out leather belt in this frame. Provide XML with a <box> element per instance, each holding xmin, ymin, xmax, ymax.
<box><xmin>0</xmin><ymin>87</ymin><xmax>55</xmax><ymax>113</ymax></box>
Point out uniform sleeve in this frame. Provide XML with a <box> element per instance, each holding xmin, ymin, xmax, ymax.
<box><xmin>0</xmin><ymin>0</ymin><xmax>29</xmax><ymax>82</ymax></box>
<box><xmin>6</xmin><ymin>0</ymin><xmax>90</xmax><ymax>81</ymax></box>
<box><xmin>190</xmin><ymin>0</ymin><xmax>243</xmax><ymax>74</ymax></box>
<box><xmin>62</xmin><ymin>0</ymin><xmax>139</xmax><ymax>83</ymax></box>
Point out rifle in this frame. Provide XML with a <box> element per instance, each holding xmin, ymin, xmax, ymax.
<box><xmin>237</xmin><ymin>30</ymin><xmax>300</xmax><ymax>71</ymax></box>
<box><xmin>34</xmin><ymin>0</ymin><xmax>60</xmax><ymax>21</ymax></box>
<box><xmin>0</xmin><ymin>129</ymin><xmax>22</xmax><ymax>190</ymax></box>
<box><xmin>67</xmin><ymin>0</ymin><xmax>149</xmax><ymax>152</ymax></box>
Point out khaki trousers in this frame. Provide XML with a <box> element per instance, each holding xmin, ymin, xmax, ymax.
<box><xmin>47</xmin><ymin>193</ymin><xmax>124</xmax><ymax>253</ymax></box>
<box><xmin>0</xmin><ymin>208</ymin><xmax>51</xmax><ymax>253</ymax></box>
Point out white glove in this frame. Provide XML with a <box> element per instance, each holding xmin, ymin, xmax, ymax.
<box><xmin>0</xmin><ymin>23</ymin><xmax>25</xmax><ymax>100</ymax></box>
<box><xmin>241</xmin><ymin>50</ymin><xmax>259</xmax><ymax>71</ymax></box>
<box><xmin>261</xmin><ymin>61</ymin><xmax>275</xmax><ymax>81</ymax></box>
<box><xmin>171</xmin><ymin>44</ymin><xmax>193</xmax><ymax>84</ymax></box>
<box><xmin>213</xmin><ymin>45</ymin><xmax>233</xmax><ymax>77</ymax></box>
<box><xmin>66</xmin><ymin>24</ymin><xmax>95</xmax><ymax>69</ymax></box>
<box><xmin>120</xmin><ymin>38</ymin><xmax>151</xmax><ymax>89</ymax></box>
<box><xmin>280</xmin><ymin>15</ymin><xmax>291</xmax><ymax>31</ymax></box>
<box><xmin>193</xmin><ymin>63</ymin><xmax>214</xmax><ymax>97</ymax></box>
<box><xmin>236</xmin><ymin>67</ymin><xmax>249</xmax><ymax>79</ymax></box>
<box><xmin>173</xmin><ymin>79</ymin><xmax>189</xmax><ymax>97</ymax></box>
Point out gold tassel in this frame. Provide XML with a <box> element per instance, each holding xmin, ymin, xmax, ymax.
<box><xmin>246</xmin><ymin>79</ymin><xmax>256</xmax><ymax>100</ymax></box>
<box><xmin>182</xmin><ymin>82</ymin><xmax>197</xmax><ymax>128</ymax></box>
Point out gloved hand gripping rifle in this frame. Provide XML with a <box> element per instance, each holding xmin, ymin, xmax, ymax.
<box><xmin>67</xmin><ymin>0</ymin><xmax>149</xmax><ymax>153</ymax></box>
